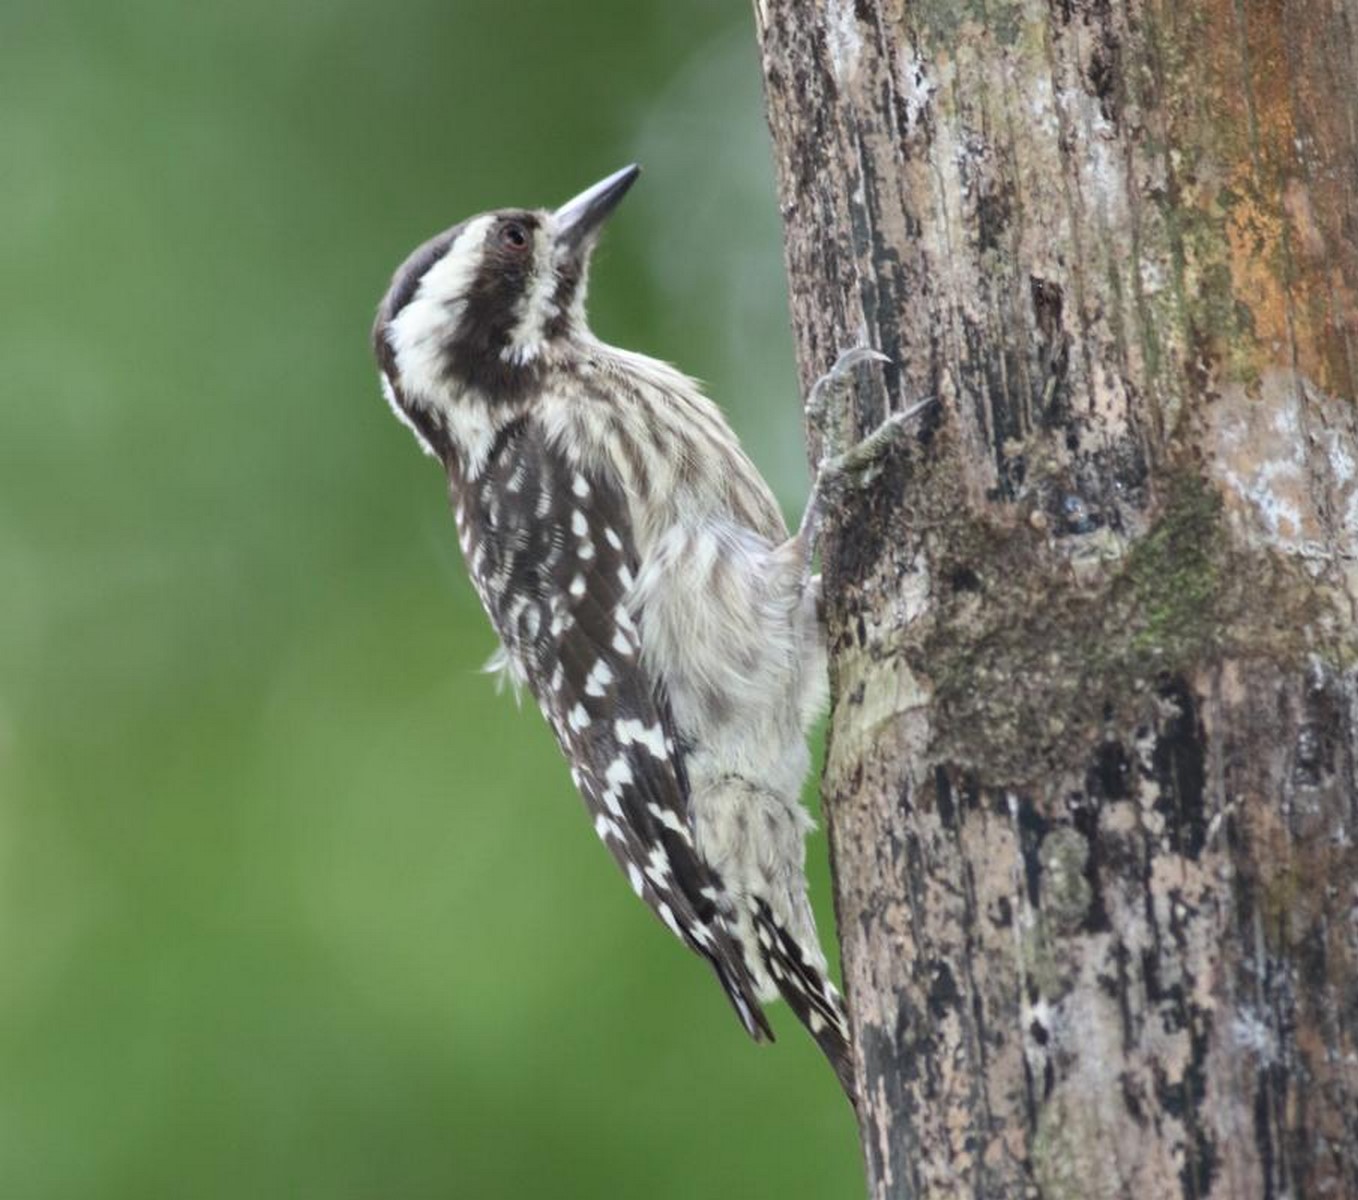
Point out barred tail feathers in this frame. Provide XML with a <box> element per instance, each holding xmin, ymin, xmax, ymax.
<box><xmin>753</xmin><ymin>900</ymin><xmax>856</xmax><ymax>1106</ymax></box>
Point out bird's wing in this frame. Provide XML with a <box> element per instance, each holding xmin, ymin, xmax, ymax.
<box><xmin>460</xmin><ymin>416</ymin><xmax>772</xmax><ymax>1042</ymax></box>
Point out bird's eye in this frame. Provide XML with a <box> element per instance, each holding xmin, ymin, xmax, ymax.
<box><xmin>500</xmin><ymin>221</ymin><xmax>529</xmax><ymax>250</ymax></box>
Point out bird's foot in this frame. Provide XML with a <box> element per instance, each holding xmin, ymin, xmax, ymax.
<box><xmin>804</xmin><ymin>345</ymin><xmax>891</xmax><ymax>457</ymax></box>
<box><xmin>795</xmin><ymin>346</ymin><xmax>934</xmax><ymax>558</ymax></box>
<box><xmin>817</xmin><ymin>394</ymin><xmax>936</xmax><ymax>484</ymax></box>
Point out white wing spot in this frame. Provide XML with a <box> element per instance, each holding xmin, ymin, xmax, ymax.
<box><xmin>568</xmin><ymin>703</ymin><xmax>591</xmax><ymax>732</ymax></box>
<box><xmin>615</xmin><ymin>718</ymin><xmax>667</xmax><ymax>759</ymax></box>
<box><xmin>627</xmin><ymin>863</ymin><xmax>645</xmax><ymax>896</ymax></box>
<box><xmin>604</xmin><ymin>527</ymin><xmax>623</xmax><ymax>551</ymax></box>
<box><xmin>569</xmin><ymin>574</ymin><xmax>587</xmax><ymax>598</ymax></box>
<box><xmin>522</xmin><ymin>605</ymin><xmax>541</xmax><ymax>639</ymax></box>
<box><xmin>599</xmin><ymin>756</ymin><xmax>631</xmax><ymax>817</ymax></box>
<box><xmin>594</xmin><ymin>812</ymin><xmax>621</xmax><ymax>842</ymax></box>
<box><xmin>584</xmin><ymin>659</ymin><xmax>615</xmax><ymax>697</ymax></box>
<box><xmin>571</xmin><ymin>509</ymin><xmax>588</xmax><ymax>537</ymax></box>
<box><xmin>656</xmin><ymin>902</ymin><xmax>683</xmax><ymax>938</ymax></box>
<box><xmin>612</xmin><ymin>629</ymin><xmax>635</xmax><ymax>657</ymax></box>
<box><xmin>647</xmin><ymin>803</ymin><xmax>689</xmax><ymax>837</ymax></box>
<box><xmin>572</xmin><ymin>474</ymin><xmax>590</xmax><ymax>498</ymax></box>
<box><xmin>645</xmin><ymin>846</ymin><xmax>672</xmax><ymax>886</ymax></box>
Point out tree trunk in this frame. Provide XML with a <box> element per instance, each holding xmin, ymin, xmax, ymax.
<box><xmin>754</xmin><ymin>2</ymin><xmax>1358</xmax><ymax>1197</ymax></box>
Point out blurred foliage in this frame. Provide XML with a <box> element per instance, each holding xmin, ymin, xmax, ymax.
<box><xmin>0</xmin><ymin>0</ymin><xmax>861</xmax><ymax>1196</ymax></box>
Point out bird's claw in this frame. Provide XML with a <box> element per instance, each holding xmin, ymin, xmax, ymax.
<box><xmin>805</xmin><ymin>344</ymin><xmax>892</xmax><ymax>455</ymax></box>
<box><xmin>826</xmin><ymin>345</ymin><xmax>891</xmax><ymax>379</ymax></box>
<box><xmin>793</xmin><ymin>343</ymin><xmax>934</xmax><ymax>565</ymax></box>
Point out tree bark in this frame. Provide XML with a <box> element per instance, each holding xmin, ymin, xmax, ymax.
<box><xmin>754</xmin><ymin>2</ymin><xmax>1358</xmax><ymax>1197</ymax></box>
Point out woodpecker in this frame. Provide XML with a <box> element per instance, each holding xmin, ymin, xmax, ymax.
<box><xmin>372</xmin><ymin>165</ymin><xmax>912</xmax><ymax>1103</ymax></box>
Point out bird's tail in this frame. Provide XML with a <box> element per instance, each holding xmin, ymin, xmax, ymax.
<box><xmin>752</xmin><ymin>900</ymin><xmax>857</xmax><ymax>1107</ymax></box>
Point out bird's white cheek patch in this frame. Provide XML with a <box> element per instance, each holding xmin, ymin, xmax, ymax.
<box><xmin>388</xmin><ymin>216</ymin><xmax>494</xmax><ymax>407</ymax></box>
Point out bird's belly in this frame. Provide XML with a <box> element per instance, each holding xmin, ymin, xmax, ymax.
<box><xmin>628</xmin><ymin>518</ymin><xmax>824</xmax><ymax>798</ymax></box>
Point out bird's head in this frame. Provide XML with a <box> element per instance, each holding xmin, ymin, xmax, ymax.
<box><xmin>373</xmin><ymin>164</ymin><xmax>640</xmax><ymax>418</ymax></box>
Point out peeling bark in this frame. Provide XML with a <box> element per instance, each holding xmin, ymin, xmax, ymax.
<box><xmin>754</xmin><ymin>2</ymin><xmax>1358</xmax><ymax>1197</ymax></box>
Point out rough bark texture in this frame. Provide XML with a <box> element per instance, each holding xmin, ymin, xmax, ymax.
<box><xmin>754</xmin><ymin>2</ymin><xmax>1358</xmax><ymax>1197</ymax></box>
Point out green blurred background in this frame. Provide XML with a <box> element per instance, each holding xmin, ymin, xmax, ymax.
<box><xmin>0</xmin><ymin>1</ymin><xmax>862</xmax><ymax>1196</ymax></box>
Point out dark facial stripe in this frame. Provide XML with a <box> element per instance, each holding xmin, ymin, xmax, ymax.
<box><xmin>440</xmin><ymin>211</ymin><xmax>549</xmax><ymax>403</ymax></box>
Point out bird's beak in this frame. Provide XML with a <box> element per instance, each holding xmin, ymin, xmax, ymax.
<box><xmin>552</xmin><ymin>164</ymin><xmax>641</xmax><ymax>254</ymax></box>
